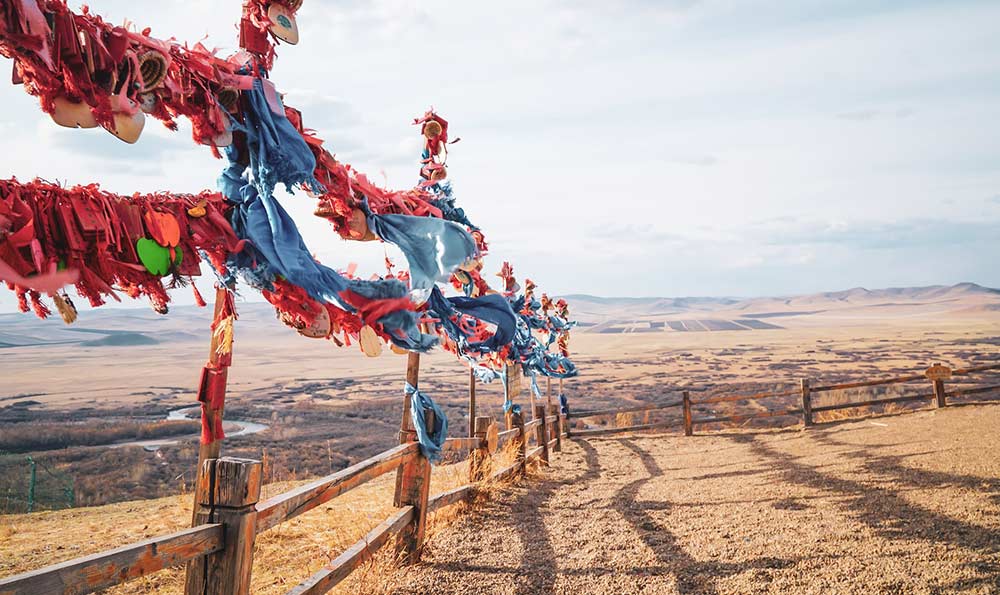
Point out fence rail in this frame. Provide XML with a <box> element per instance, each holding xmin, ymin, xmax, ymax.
<box><xmin>0</xmin><ymin>524</ymin><xmax>223</xmax><ymax>594</ymax></box>
<box><xmin>565</xmin><ymin>360</ymin><xmax>1000</xmax><ymax>438</ymax></box>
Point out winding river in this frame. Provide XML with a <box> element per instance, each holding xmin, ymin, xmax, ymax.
<box><xmin>110</xmin><ymin>407</ymin><xmax>269</xmax><ymax>451</ymax></box>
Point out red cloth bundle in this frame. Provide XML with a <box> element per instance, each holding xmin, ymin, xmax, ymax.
<box><xmin>0</xmin><ymin>177</ymin><xmax>235</xmax><ymax>313</ymax></box>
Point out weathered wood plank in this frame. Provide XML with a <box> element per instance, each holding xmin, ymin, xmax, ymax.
<box><xmin>695</xmin><ymin>388</ymin><xmax>800</xmax><ymax>406</ymax></box>
<box><xmin>534</xmin><ymin>405</ymin><xmax>549</xmax><ymax>465</ymax></box>
<box><xmin>525</xmin><ymin>446</ymin><xmax>544</xmax><ymax>460</ymax></box>
<box><xmin>682</xmin><ymin>391</ymin><xmax>693</xmax><ymax>436</ymax></box>
<box><xmin>285</xmin><ymin>506</ymin><xmax>414</xmax><ymax>595</ymax></box>
<box><xmin>800</xmin><ymin>379</ymin><xmax>814</xmax><ymax>427</ymax></box>
<box><xmin>944</xmin><ymin>384</ymin><xmax>1000</xmax><ymax>398</ymax></box>
<box><xmin>523</xmin><ymin>419</ymin><xmax>543</xmax><ymax>431</ymax></box>
<box><xmin>0</xmin><ymin>525</ymin><xmax>222</xmax><ymax>595</ymax></box>
<box><xmin>489</xmin><ymin>460</ymin><xmax>522</xmax><ymax>483</ymax></box>
<box><xmin>427</xmin><ymin>484</ymin><xmax>474</xmax><ymax>513</ymax></box>
<box><xmin>950</xmin><ymin>362</ymin><xmax>1000</xmax><ymax>376</ymax></box>
<box><xmin>811</xmin><ymin>374</ymin><xmax>926</xmax><ymax>393</ymax></box>
<box><xmin>185</xmin><ymin>458</ymin><xmax>262</xmax><ymax>595</ymax></box>
<box><xmin>441</xmin><ymin>437</ymin><xmax>484</xmax><ymax>452</ymax></box>
<box><xmin>497</xmin><ymin>427</ymin><xmax>520</xmax><ymax>443</ymax></box>
<box><xmin>692</xmin><ymin>408</ymin><xmax>803</xmax><ymax>425</ymax></box>
<box><xmin>570</xmin><ymin>419</ymin><xmax>682</xmax><ymax>438</ymax></box>
<box><xmin>810</xmin><ymin>393</ymin><xmax>933</xmax><ymax>413</ymax></box>
<box><xmin>257</xmin><ymin>443</ymin><xmax>417</xmax><ymax>534</ymax></box>
<box><xmin>569</xmin><ymin>402</ymin><xmax>682</xmax><ymax>418</ymax></box>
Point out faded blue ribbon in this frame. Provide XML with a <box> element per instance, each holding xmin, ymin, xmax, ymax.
<box><xmin>359</xmin><ymin>200</ymin><xmax>478</xmax><ymax>296</ymax></box>
<box><xmin>406</xmin><ymin>383</ymin><xmax>448</xmax><ymax>464</ymax></box>
<box><xmin>220</xmin><ymin>77</ymin><xmax>435</xmax><ymax>351</ymax></box>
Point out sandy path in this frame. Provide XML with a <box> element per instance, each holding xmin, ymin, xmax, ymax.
<box><xmin>386</xmin><ymin>405</ymin><xmax>1000</xmax><ymax>594</ymax></box>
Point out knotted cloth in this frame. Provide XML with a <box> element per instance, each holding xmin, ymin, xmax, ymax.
<box><xmin>406</xmin><ymin>383</ymin><xmax>448</xmax><ymax>464</ymax></box>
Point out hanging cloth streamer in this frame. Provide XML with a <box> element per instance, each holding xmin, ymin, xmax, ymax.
<box><xmin>406</xmin><ymin>383</ymin><xmax>448</xmax><ymax>464</ymax></box>
<box><xmin>360</xmin><ymin>200</ymin><xmax>478</xmax><ymax>296</ymax></box>
<box><xmin>220</xmin><ymin>77</ymin><xmax>435</xmax><ymax>351</ymax></box>
<box><xmin>426</xmin><ymin>286</ymin><xmax>518</xmax><ymax>353</ymax></box>
<box><xmin>559</xmin><ymin>394</ymin><xmax>569</xmax><ymax>416</ymax></box>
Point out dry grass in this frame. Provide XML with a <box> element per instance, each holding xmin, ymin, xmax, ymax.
<box><xmin>615</xmin><ymin>412</ymin><xmax>635</xmax><ymax>428</ymax></box>
<box><xmin>0</xmin><ymin>437</ymin><xmax>526</xmax><ymax>595</ymax></box>
<box><xmin>812</xmin><ymin>384</ymin><xmax>926</xmax><ymax>424</ymax></box>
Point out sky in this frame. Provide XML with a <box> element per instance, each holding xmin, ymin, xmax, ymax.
<box><xmin>1</xmin><ymin>0</ymin><xmax>999</xmax><ymax>311</ymax></box>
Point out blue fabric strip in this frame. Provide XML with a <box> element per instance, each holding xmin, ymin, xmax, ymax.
<box><xmin>219</xmin><ymin>77</ymin><xmax>435</xmax><ymax>351</ymax></box>
<box><xmin>406</xmin><ymin>383</ymin><xmax>448</xmax><ymax>464</ymax></box>
<box><xmin>361</xmin><ymin>201</ymin><xmax>478</xmax><ymax>295</ymax></box>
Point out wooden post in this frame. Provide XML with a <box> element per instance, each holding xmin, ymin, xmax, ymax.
<box><xmin>470</xmin><ymin>416</ymin><xmax>492</xmax><ymax>482</ymax></box>
<box><xmin>510</xmin><ymin>410</ymin><xmax>527</xmax><ymax>474</ymax></box>
<box><xmin>534</xmin><ymin>405</ymin><xmax>549</xmax><ymax>465</ymax></box>
<box><xmin>192</xmin><ymin>286</ymin><xmax>233</xmax><ymax>522</ymax></box>
<box><xmin>682</xmin><ymin>391</ymin><xmax>693</xmax><ymax>436</ymax></box>
<box><xmin>468</xmin><ymin>368</ymin><xmax>477</xmax><ymax>437</ymax></box>
<box><xmin>393</xmin><ymin>351</ymin><xmax>432</xmax><ymax>563</ymax></box>
<box><xmin>546</xmin><ymin>376</ymin><xmax>552</xmax><ymax>409</ymax></box>
<box><xmin>926</xmin><ymin>364</ymin><xmax>951</xmax><ymax>409</ymax></box>
<box><xmin>800</xmin><ymin>379</ymin><xmax>814</xmax><ymax>427</ymax></box>
<box><xmin>550</xmin><ymin>404</ymin><xmax>562</xmax><ymax>453</ymax></box>
<box><xmin>933</xmin><ymin>378</ymin><xmax>947</xmax><ymax>408</ymax></box>
<box><xmin>504</xmin><ymin>364</ymin><xmax>522</xmax><ymax>430</ymax></box>
<box><xmin>184</xmin><ymin>457</ymin><xmax>262</xmax><ymax>595</ymax></box>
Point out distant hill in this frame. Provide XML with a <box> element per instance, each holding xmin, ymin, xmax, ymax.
<box><xmin>560</xmin><ymin>283</ymin><xmax>1000</xmax><ymax>333</ymax></box>
<box><xmin>1</xmin><ymin>283</ymin><xmax>997</xmax><ymax>344</ymax></box>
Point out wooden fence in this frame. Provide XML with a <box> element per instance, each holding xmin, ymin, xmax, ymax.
<box><xmin>565</xmin><ymin>362</ymin><xmax>1000</xmax><ymax>438</ymax></box>
<box><xmin>0</xmin><ymin>357</ymin><xmax>568</xmax><ymax>595</ymax></box>
<box><xmin>3</xmin><ymin>360</ymin><xmax>999</xmax><ymax>594</ymax></box>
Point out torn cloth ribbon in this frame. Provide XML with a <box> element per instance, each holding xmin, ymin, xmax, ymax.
<box><xmin>360</xmin><ymin>200</ymin><xmax>477</xmax><ymax>296</ymax></box>
<box><xmin>406</xmin><ymin>383</ymin><xmax>448</xmax><ymax>464</ymax></box>
<box><xmin>426</xmin><ymin>286</ymin><xmax>517</xmax><ymax>354</ymax></box>
<box><xmin>220</xmin><ymin>76</ymin><xmax>434</xmax><ymax>350</ymax></box>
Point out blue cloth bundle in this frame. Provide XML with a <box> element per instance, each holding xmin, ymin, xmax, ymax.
<box><xmin>426</xmin><ymin>286</ymin><xmax>518</xmax><ymax>354</ymax></box>
<box><xmin>220</xmin><ymin>77</ymin><xmax>435</xmax><ymax>351</ymax></box>
<box><xmin>406</xmin><ymin>383</ymin><xmax>448</xmax><ymax>463</ymax></box>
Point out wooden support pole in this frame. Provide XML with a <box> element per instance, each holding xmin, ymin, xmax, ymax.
<box><xmin>546</xmin><ymin>376</ymin><xmax>553</xmax><ymax>409</ymax></box>
<box><xmin>550</xmin><ymin>404</ymin><xmax>562</xmax><ymax>452</ymax></box>
<box><xmin>534</xmin><ymin>405</ymin><xmax>549</xmax><ymax>465</ymax></box>
<box><xmin>510</xmin><ymin>410</ymin><xmax>527</xmax><ymax>474</ymax></box>
<box><xmin>192</xmin><ymin>286</ymin><xmax>233</xmax><ymax>522</ymax></box>
<box><xmin>468</xmin><ymin>368</ymin><xmax>477</xmax><ymax>437</ymax></box>
<box><xmin>184</xmin><ymin>457</ymin><xmax>262</xmax><ymax>595</ymax></box>
<box><xmin>800</xmin><ymin>379</ymin><xmax>814</xmax><ymax>427</ymax></box>
<box><xmin>682</xmin><ymin>390</ymin><xmax>693</xmax><ymax>436</ymax></box>
<box><xmin>470</xmin><ymin>416</ymin><xmax>492</xmax><ymax>482</ymax></box>
<box><xmin>933</xmin><ymin>378</ymin><xmax>947</xmax><ymax>408</ymax></box>
<box><xmin>529</xmin><ymin>384</ymin><xmax>537</xmax><ymax>421</ymax></box>
<box><xmin>393</xmin><ymin>351</ymin><xmax>432</xmax><ymax>564</ymax></box>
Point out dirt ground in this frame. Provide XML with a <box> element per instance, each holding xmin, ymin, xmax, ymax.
<box><xmin>385</xmin><ymin>404</ymin><xmax>1000</xmax><ymax>595</ymax></box>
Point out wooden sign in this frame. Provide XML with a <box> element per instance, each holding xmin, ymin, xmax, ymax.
<box><xmin>925</xmin><ymin>364</ymin><xmax>952</xmax><ymax>381</ymax></box>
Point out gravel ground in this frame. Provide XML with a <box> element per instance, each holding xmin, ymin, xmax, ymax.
<box><xmin>385</xmin><ymin>404</ymin><xmax>1000</xmax><ymax>595</ymax></box>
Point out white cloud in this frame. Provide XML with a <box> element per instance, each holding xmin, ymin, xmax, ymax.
<box><xmin>1</xmin><ymin>0</ymin><xmax>1000</xmax><ymax>311</ymax></box>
